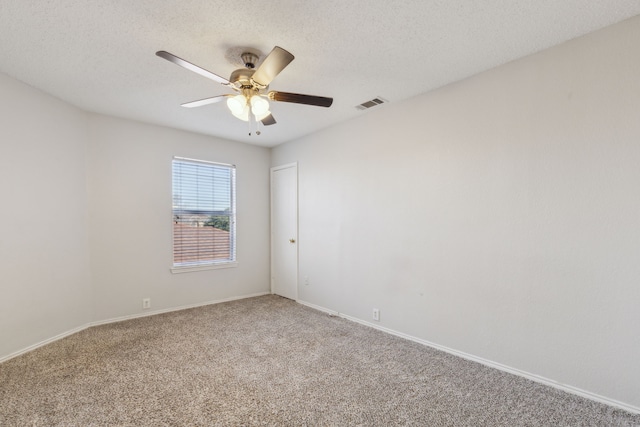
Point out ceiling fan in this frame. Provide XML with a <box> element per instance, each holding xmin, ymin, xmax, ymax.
<box><xmin>156</xmin><ymin>46</ymin><xmax>333</xmax><ymax>131</ymax></box>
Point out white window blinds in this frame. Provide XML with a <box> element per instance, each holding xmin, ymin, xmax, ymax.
<box><xmin>172</xmin><ymin>157</ymin><xmax>236</xmax><ymax>267</ymax></box>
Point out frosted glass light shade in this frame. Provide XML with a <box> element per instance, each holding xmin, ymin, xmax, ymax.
<box><xmin>250</xmin><ymin>96</ymin><xmax>270</xmax><ymax>116</ymax></box>
<box><xmin>227</xmin><ymin>95</ymin><xmax>247</xmax><ymax>115</ymax></box>
<box><xmin>231</xmin><ymin>104</ymin><xmax>249</xmax><ymax>121</ymax></box>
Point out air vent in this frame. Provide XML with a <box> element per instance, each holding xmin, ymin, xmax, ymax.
<box><xmin>355</xmin><ymin>97</ymin><xmax>388</xmax><ymax>110</ymax></box>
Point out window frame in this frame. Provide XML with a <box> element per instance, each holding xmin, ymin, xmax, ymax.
<box><xmin>170</xmin><ymin>156</ymin><xmax>237</xmax><ymax>274</ymax></box>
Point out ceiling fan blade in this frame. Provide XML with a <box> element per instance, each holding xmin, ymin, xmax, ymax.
<box><xmin>261</xmin><ymin>113</ymin><xmax>276</xmax><ymax>126</ymax></box>
<box><xmin>268</xmin><ymin>91</ymin><xmax>333</xmax><ymax>107</ymax></box>
<box><xmin>181</xmin><ymin>95</ymin><xmax>230</xmax><ymax>108</ymax></box>
<box><xmin>250</xmin><ymin>46</ymin><xmax>294</xmax><ymax>88</ymax></box>
<box><xmin>156</xmin><ymin>51</ymin><xmax>231</xmax><ymax>86</ymax></box>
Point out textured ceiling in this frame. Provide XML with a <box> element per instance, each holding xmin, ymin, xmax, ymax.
<box><xmin>1</xmin><ymin>1</ymin><xmax>639</xmax><ymax>147</ymax></box>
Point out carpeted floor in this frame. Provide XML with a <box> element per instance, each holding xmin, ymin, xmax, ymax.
<box><xmin>1</xmin><ymin>295</ymin><xmax>638</xmax><ymax>426</ymax></box>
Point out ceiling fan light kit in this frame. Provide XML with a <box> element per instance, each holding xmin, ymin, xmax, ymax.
<box><xmin>226</xmin><ymin>93</ymin><xmax>270</xmax><ymax>122</ymax></box>
<box><xmin>156</xmin><ymin>46</ymin><xmax>333</xmax><ymax>134</ymax></box>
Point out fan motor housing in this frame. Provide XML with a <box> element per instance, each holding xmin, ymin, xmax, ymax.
<box><xmin>229</xmin><ymin>68</ymin><xmax>255</xmax><ymax>88</ymax></box>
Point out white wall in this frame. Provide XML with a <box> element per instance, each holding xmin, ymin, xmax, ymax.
<box><xmin>0</xmin><ymin>73</ymin><xmax>92</xmax><ymax>358</ymax></box>
<box><xmin>272</xmin><ymin>16</ymin><xmax>640</xmax><ymax>409</ymax></box>
<box><xmin>87</xmin><ymin>115</ymin><xmax>271</xmax><ymax>321</ymax></box>
<box><xmin>0</xmin><ymin>73</ymin><xmax>271</xmax><ymax>359</ymax></box>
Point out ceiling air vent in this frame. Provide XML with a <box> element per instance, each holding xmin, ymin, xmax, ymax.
<box><xmin>355</xmin><ymin>96</ymin><xmax>388</xmax><ymax>111</ymax></box>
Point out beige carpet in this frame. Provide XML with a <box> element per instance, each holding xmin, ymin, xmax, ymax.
<box><xmin>1</xmin><ymin>295</ymin><xmax>638</xmax><ymax>426</ymax></box>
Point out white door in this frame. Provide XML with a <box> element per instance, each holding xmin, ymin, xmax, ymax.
<box><xmin>271</xmin><ymin>163</ymin><xmax>298</xmax><ymax>300</ymax></box>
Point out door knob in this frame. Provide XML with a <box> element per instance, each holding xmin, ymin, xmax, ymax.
<box><xmin>289</xmin><ymin>238</ymin><xmax>296</xmax><ymax>243</ymax></box>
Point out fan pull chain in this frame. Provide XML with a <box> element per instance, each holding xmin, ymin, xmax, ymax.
<box><xmin>248</xmin><ymin>110</ymin><xmax>262</xmax><ymax>136</ymax></box>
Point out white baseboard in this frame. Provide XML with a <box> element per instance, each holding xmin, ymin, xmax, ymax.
<box><xmin>0</xmin><ymin>325</ymin><xmax>89</xmax><ymax>364</ymax></box>
<box><xmin>297</xmin><ymin>299</ymin><xmax>640</xmax><ymax>415</ymax></box>
<box><xmin>296</xmin><ymin>299</ymin><xmax>339</xmax><ymax>316</ymax></box>
<box><xmin>89</xmin><ymin>292</ymin><xmax>270</xmax><ymax>327</ymax></box>
<box><xmin>0</xmin><ymin>292</ymin><xmax>270</xmax><ymax>364</ymax></box>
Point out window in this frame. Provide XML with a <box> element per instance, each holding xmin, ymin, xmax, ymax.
<box><xmin>172</xmin><ymin>157</ymin><xmax>236</xmax><ymax>272</ymax></box>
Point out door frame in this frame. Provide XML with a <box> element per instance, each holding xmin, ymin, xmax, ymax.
<box><xmin>270</xmin><ymin>162</ymin><xmax>299</xmax><ymax>299</ymax></box>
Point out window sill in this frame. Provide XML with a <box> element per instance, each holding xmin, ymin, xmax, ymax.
<box><xmin>171</xmin><ymin>262</ymin><xmax>238</xmax><ymax>274</ymax></box>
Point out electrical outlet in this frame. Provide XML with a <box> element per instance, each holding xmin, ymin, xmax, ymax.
<box><xmin>142</xmin><ymin>298</ymin><xmax>151</xmax><ymax>309</ymax></box>
<box><xmin>372</xmin><ymin>308</ymin><xmax>380</xmax><ymax>321</ymax></box>
<box><xmin>304</xmin><ymin>275</ymin><xmax>309</xmax><ymax>286</ymax></box>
